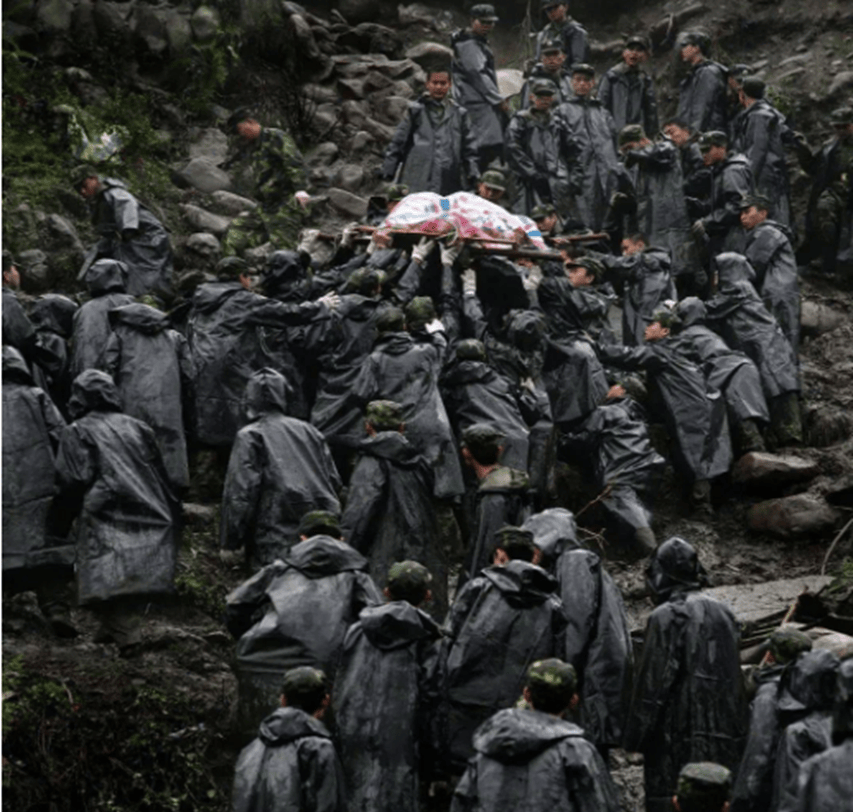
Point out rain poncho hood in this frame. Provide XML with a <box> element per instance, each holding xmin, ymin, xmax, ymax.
<box><xmin>716</xmin><ymin>251</ymin><xmax>757</xmax><ymax>290</ymax></box>
<box><xmin>262</xmin><ymin>250</ymin><xmax>309</xmax><ymax>299</ymax></box>
<box><xmin>244</xmin><ymin>367</ymin><xmax>290</xmax><ymax>421</ymax></box>
<box><xmin>676</xmin><ymin>296</ymin><xmax>707</xmax><ymax>327</ymax></box>
<box><xmin>2</xmin><ymin>345</ymin><xmax>33</xmax><ymax>384</ymax></box>
<box><xmin>473</xmin><ymin>708</ymin><xmax>583</xmax><ymax>762</ymax></box>
<box><xmin>482</xmin><ymin>559</ymin><xmax>559</xmax><ymax>608</ymax></box>
<box><xmin>522</xmin><ymin>508</ymin><xmax>579</xmax><ymax>566</ymax></box>
<box><xmin>286</xmin><ymin>536</ymin><xmax>368</xmax><ymax>578</ymax></box>
<box><xmin>777</xmin><ymin>649</ymin><xmax>841</xmax><ymax>714</ymax></box>
<box><xmin>30</xmin><ymin>294</ymin><xmax>78</xmax><ymax>337</ymax></box>
<box><xmin>108</xmin><ymin>302</ymin><xmax>167</xmax><ymax>334</ymax></box>
<box><xmin>84</xmin><ymin>258</ymin><xmax>128</xmax><ymax>295</ymax></box>
<box><xmin>647</xmin><ymin>536</ymin><xmax>709</xmax><ymax>603</ymax></box>
<box><xmin>257</xmin><ymin>705</ymin><xmax>331</xmax><ymax>746</ymax></box>
<box><xmin>68</xmin><ymin>369</ymin><xmax>123</xmax><ymax>418</ymax></box>
<box><xmin>359</xmin><ymin>601</ymin><xmax>441</xmax><ymax>651</ymax></box>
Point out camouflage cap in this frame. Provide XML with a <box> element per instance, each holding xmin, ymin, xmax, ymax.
<box><xmin>215</xmin><ymin>255</ymin><xmax>250</xmax><ymax>280</ymax></box>
<box><xmin>404</xmin><ymin>295</ymin><xmax>436</xmax><ymax>330</ymax></box>
<box><xmin>365</xmin><ymin>399</ymin><xmax>404</xmax><ymax>431</ymax></box>
<box><xmin>570</xmin><ymin>62</ymin><xmax>596</xmax><ymax>78</ymax></box>
<box><xmin>297</xmin><ymin>510</ymin><xmax>341</xmax><ymax>538</ymax></box>
<box><xmin>741</xmin><ymin>76</ymin><xmax>766</xmax><ymax>99</ymax></box>
<box><xmin>470</xmin><ymin>3</ymin><xmax>499</xmax><ymax>21</ymax></box>
<box><xmin>281</xmin><ymin>665</ymin><xmax>327</xmax><ymax>697</ymax></box>
<box><xmin>768</xmin><ymin>627</ymin><xmax>813</xmax><ymax>664</ymax></box>
<box><xmin>531</xmin><ymin>78</ymin><xmax>558</xmax><ymax>96</ymax></box>
<box><xmin>530</xmin><ymin>203</ymin><xmax>557</xmax><ymax>220</ymax></box>
<box><xmin>527</xmin><ymin>658</ymin><xmax>577</xmax><ymax>694</ymax></box>
<box><xmin>739</xmin><ymin>194</ymin><xmax>772</xmax><ymax>212</ymax></box>
<box><xmin>540</xmin><ymin>37</ymin><xmax>564</xmax><ymax>54</ymax></box>
<box><xmin>385</xmin><ymin>183</ymin><xmax>410</xmax><ymax>202</ymax></box>
<box><xmin>461</xmin><ymin>422</ymin><xmax>505</xmax><ymax>448</ymax></box>
<box><xmin>625</xmin><ymin>33</ymin><xmax>651</xmax><ymax>51</ymax></box>
<box><xmin>71</xmin><ymin>163</ymin><xmax>99</xmax><ymax>189</ymax></box>
<box><xmin>678</xmin><ymin>30</ymin><xmax>711</xmax><ymax>53</ymax></box>
<box><xmin>648</xmin><ymin>304</ymin><xmax>679</xmax><ymax>329</ymax></box>
<box><xmin>494</xmin><ymin>526</ymin><xmax>536</xmax><ymax>557</ymax></box>
<box><xmin>698</xmin><ymin>130</ymin><xmax>728</xmax><ymax>151</ymax></box>
<box><xmin>728</xmin><ymin>64</ymin><xmax>753</xmax><ymax>83</ymax></box>
<box><xmin>618</xmin><ymin>123</ymin><xmax>646</xmax><ymax>147</ymax></box>
<box><xmin>386</xmin><ymin>560</ymin><xmax>432</xmax><ymax>602</ymax></box>
<box><xmin>676</xmin><ymin>762</ymin><xmax>731</xmax><ymax>806</ymax></box>
<box><xmin>348</xmin><ymin>267</ymin><xmax>385</xmax><ymax>294</ymax></box>
<box><xmin>830</xmin><ymin>106</ymin><xmax>853</xmax><ymax>127</ymax></box>
<box><xmin>566</xmin><ymin>255</ymin><xmax>603</xmax><ymax>281</ymax></box>
<box><xmin>479</xmin><ymin>169</ymin><xmax>507</xmax><ymax>190</ymax></box>
<box><xmin>456</xmin><ymin>338</ymin><xmax>487</xmax><ymax>361</ymax></box>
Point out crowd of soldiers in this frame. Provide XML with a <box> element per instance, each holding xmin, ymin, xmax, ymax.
<box><xmin>4</xmin><ymin>1</ymin><xmax>853</xmax><ymax>810</ymax></box>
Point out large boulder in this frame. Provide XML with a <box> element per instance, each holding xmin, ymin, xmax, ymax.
<box><xmin>180</xmin><ymin>204</ymin><xmax>232</xmax><ymax>237</ymax></box>
<box><xmin>174</xmin><ymin>158</ymin><xmax>232</xmax><ymax>194</ymax></box>
<box><xmin>208</xmin><ymin>191</ymin><xmax>257</xmax><ymax>216</ymax></box>
<box><xmin>732</xmin><ymin>452</ymin><xmax>820</xmax><ymax>490</ymax></box>
<box><xmin>748</xmin><ymin>494</ymin><xmax>841</xmax><ymax>539</ymax></box>
<box><xmin>191</xmin><ymin>5</ymin><xmax>220</xmax><ymax>41</ymax></box>
<box><xmin>327</xmin><ymin>188</ymin><xmax>369</xmax><ymax>219</ymax></box>
<box><xmin>338</xmin><ymin>0</ymin><xmax>385</xmax><ymax>24</ymax></box>
<box><xmin>134</xmin><ymin>5</ymin><xmax>170</xmax><ymax>57</ymax></box>
<box><xmin>92</xmin><ymin>1</ymin><xmax>132</xmax><ymax>41</ymax></box>
<box><xmin>35</xmin><ymin>0</ymin><xmax>73</xmax><ymax>35</ymax></box>
<box><xmin>188</xmin><ymin>128</ymin><xmax>230</xmax><ymax>164</ymax></box>
<box><xmin>405</xmin><ymin>41</ymin><xmax>453</xmax><ymax>70</ymax></box>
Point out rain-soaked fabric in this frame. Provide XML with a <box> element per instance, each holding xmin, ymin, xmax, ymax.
<box><xmin>55</xmin><ymin>371</ymin><xmax>177</xmax><ymax>605</ymax></box>
<box><xmin>743</xmin><ymin>220</ymin><xmax>800</xmax><ymax>356</ymax></box>
<box><xmin>333</xmin><ymin>601</ymin><xmax>442</xmax><ymax>812</ymax></box>
<box><xmin>598</xmin><ymin>340</ymin><xmax>732</xmax><ymax>480</ymax></box>
<box><xmin>104</xmin><ymin>303</ymin><xmax>194</xmax><ymax>489</ymax></box>
<box><xmin>440</xmin><ymin>357</ymin><xmax>530</xmax><ymax>471</ymax></box>
<box><xmin>598</xmin><ymin>62</ymin><xmax>658</xmax><ymax>135</ymax></box>
<box><xmin>783</xmin><ymin>739</ymin><xmax>853</xmax><ymax>812</ymax></box>
<box><xmin>340</xmin><ymin>431</ymin><xmax>448</xmax><ymax>620</ymax></box>
<box><xmin>88</xmin><ymin>178</ymin><xmax>173</xmax><ymax>299</ymax></box>
<box><xmin>624</xmin><ymin>589</ymin><xmax>747</xmax><ymax>812</ymax></box>
<box><xmin>188</xmin><ymin>281</ymin><xmax>325</xmax><ymax>448</ymax></box>
<box><xmin>523</xmin><ymin>509</ymin><xmax>634</xmax><ymax>747</ymax></box>
<box><xmin>220</xmin><ymin>372</ymin><xmax>341</xmax><ymax>569</ymax></box>
<box><xmin>231</xmin><ymin>706</ymin><xmax>346</xmax><ymax>812</ymax></box>
<box><xmin>353</xmin><ymin>331</ymin><xmax>464</xmax><ymax>500</ymax></box>
<box><xmin>700</xmin><ymin>154</ymin><xmax>754</xmax><ymax>254</ymax></box>
<box><xmin>30</xmin><ymin>294</ymin><xmax>78</xmax><ymax>417</ymax></box>
<box><xmin>706</xmin><ymin>253</ymin><xmax>800</xmax><ymax>399</ymax></box>
<box><xmin>677</xmin><ymin>59</ymin><xmax>728</xmax><ymax>134</ymax></box>
<box><xmin>225</xmin><ymin>536</ymin><xmax>381</xmax><ymax>736</ymax></box>
<box><xmin>450</xmin><ymin>708</ymin><xmax>621</xmax><ymax>812</ymax></box>
<box><xmin>535</xmin><ymin>17</ymin><xmax>589</xmax><ymax>63</ymax></box>
<box><xmin>2</xmin><ymin>347</ymin><xmax>68</xmax><ymax>571</ymax></box>
<box><xmin>2</xmin><ymin>287</ymin><xmax>40</xmax><ymax>368</ymax></box>
<box><xmin>71</xmin><ymin>259</ymin><xmax>135</xmax><ymax>377</ymax></box>
<box><xmin>440</xmin><ymin>560</ymin><xmax>567</xmax><ymax>769</ymax></box>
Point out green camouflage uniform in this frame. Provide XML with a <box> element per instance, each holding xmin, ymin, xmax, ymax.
<box><xmin>365</xmin><ymin>400</ymin><xmax>405</xmax><ymax>431</ymax></box>
<box><xmin>222</xmin><ymin>127</ymin><xmax>308</xmax><ymax>257</ymax></box>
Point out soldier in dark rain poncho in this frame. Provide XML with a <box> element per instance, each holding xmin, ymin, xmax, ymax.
<box><xmin>73</xmin><ymin>165</ymin><xmax>173</xmax><ymax>299</ymax></box>
<box><xmin>2</xmin><ymin>252</ymin><xmax>42</xmax><ymax>368</ymax></box>
<box><xmin>333</xmin><ymin>562</ymin><xmax>442</xmax><ymax>812</ymax></box>
<box><xmin>522</xmin><ymin>509</ymin><xmax>633</xmax><ymax>751</ymax></box>
<box><xmin>225</xmin><ymin>511</ymin><xmax>381</xmax><ymax>737</ymax></box>
<box><xmin>341</xmin><ymin>401</ymin><xmax>448</xmax><ymax>620</ymax></box>
<box><xmin>353</xmin><ymin>307</ymin><xmax>464</xmax><ymax>500</ymax></box>
<box><xmin>730</xmin><ymin>628</ymin><xmax>813</xmax><ymax>812</ymax></box>
<box><xmin>624</xmin><ymin>537</ymin><xmax>747</xmax><ymax>812</ymax></box>
<box><xmin>676</xmin><ymin>32</ymin><xmax>728</xmax><ymax>135</ymax></box>
<box><xmin>104</xmin><ymin>303</ymin><xmax>194</xmax><ymax>491</ymax></box>
<box><xmin>439</xmin><ymin>527</ymin><xmax>567</xmax><ymax>771</ymax></box>
<box><xmin>54</xmin><ymin>369</ymin><xmax>178</xmax><ymax>650</ymax></box>
<box><xmin>705</xmin><ymin>252</ymin><xmax>802</xmax><ymax>446</ymax></box>
<box><xmin>535</xmin><ymin>0</ymin><xmax>589</xmax><ymax>64</ymax></box>
<box><xmin>231</xmin><ymin>666</ymin><xmax>346</xmax><ymax>812</ymax></box>
<box><xmin>2</xmin><ymin>347</ymin><xmax>75</xmax><ymax>636</ymax></box>
<box><xmin>29</xmin><ymin>294</ymin><xmax>78</xmax><ymax>418</ymax></box>
<box><xmin>673</xmin><ymin>297</ymin><xmax>769</xmax><ymax>456</ymax></box>
<box><xmin>70</xmin><ymin>259</ymin><xmax>135</xmax><ymax>378</ymax></box>
<box><xmin>786</xmin><ymin>657</ymin><xmax>853</xmax><ymax>812</ymax></box>
<box><xmin>597</xmin><ymin>35</ymin><xmax>658</xmax><ymax>135</ymax></box>
<box><xmin>220</xmin><ymin>369</ymin><xmax>341</xmax><ymax>569</ymax></box>
<box><xmin>450</xmin><ymin>658</ymin><xmax>621</xmax><ymax>812</ymax></box>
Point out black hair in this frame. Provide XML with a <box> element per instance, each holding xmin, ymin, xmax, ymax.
<box><xmin>281</xmin><ymin>680</ymin><xmax>328</xmax><ymax>714</ymax></box>
<box><xmin>493</xmin><ymin>537</ymin><xmax>536</xmax><ymax>562</ymax></box>
<box><xmin>663</xmin><ymin>116</ymin><xmax>692</xmax><ymax>131</ymax></box>
<box><xmin>526</xmin><ymin>674</ymin><xmax>575</xmax><ymax>714</ymax></box>
<box><xmin>625</xmin><ymin>233</ymin><xmax>648</xmax><ymax>245</ymax></box>
<box><xmin>377</xmin><ymin>307</ymin><xmax>406</xmax><ymax>334</ymax></box>
<box><xmin>463</xmin><ymin>436</ymin><xmax>501</xmax><ymax>465</ymax></box>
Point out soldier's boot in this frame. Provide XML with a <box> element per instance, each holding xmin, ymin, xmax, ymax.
<box><xmin>769</xmin><ymin>393</ymin><xmax>803</xmax><ymax>448</ymax></box>
<box><xmin>732</xmin><ymin>417</ymin><xmax>767</xmax><ymax>456</ymax></box>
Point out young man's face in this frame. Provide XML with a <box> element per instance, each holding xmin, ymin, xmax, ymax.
<box><xmin>623</xmin><ymin>46</ymin><xmax>647</xmax><ymax>68</ymax></box>
<box><xmin>621</xmin><ymin>237</ymin><xmax>645</xmax><ymax>257</ymax></box>
<box><xmin>702</xmin><ymin>145</ymin><xmax>727</xmax><ymax>166</ymax></box>
<box><xmin>3</xmin><ymin>266</ymin><xmax>21</xmax><ymax>290</ymax></box>
<box><xmin>663</xmin><ymin>123</ymin><xmax>691</xmax><ymax>147</ymax></box>
<box><xmin>78</xmin><ymin>176</ymin><xmax>100</xmax><ymax>199</ymax></box>
<box><xmin>426</xmin><ymin>72</ymin><xmax>451</xmax><ymax>101</ymax></box>
<box><xmin>566</xmin><ymin>264</ymin><xmax>593</xmax><ymax>287</ymax></box>
<box><xmin>471</xmin><ymin>18</ymin><xmax>494</xmax><ymax>36</ymax></box>
<box><xmin>739</xmin><ymin>205</ymin><xmax>767</xmax><ymax>231</ymax></box>
<box><xmin>236</xmin><ymin>119</ymin><xmax>262</xmax><ymax>140</ymax></box>
<box><xmin>536</xmin><ymin>213</ymin><xmax>559</xmax><ymax>234</ymax></box>
<box><xmin>680</xmin><ymin>43</ymin><xmax>701</xmax><ymax>63</ymax></box>
<box><xmin>531</xmin><ymin>92</ymin><xmax>555</xmax><ymax>111</ymax></box>
<box><xmin>571</xmin><ymin>74</ymin><xmax>594</xmax><ymax>97</ymax></box>
<box><xmin>545</xmin><ymin>3</ymin><xmax>567</xmax><ymax>22</ymax></box>
<box><xmin>477</xmin><ymin>183</ymin><xmax>504</xmax><ymax>202</ymax></box>
<box><xmin>542</xmin><ymin>50</ymin><xmax>566</xmax><ymax>73</ymax></box>
<box><xmin>644</xmin><ymin>321</ymin><xmax>669</xmax><ymax>342</ymax></box>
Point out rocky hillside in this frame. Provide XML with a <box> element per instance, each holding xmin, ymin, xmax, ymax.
<box><xmin>3</xmin><ymin>1</ymin><xmax>853</xmax><ymax>810</ymax></box>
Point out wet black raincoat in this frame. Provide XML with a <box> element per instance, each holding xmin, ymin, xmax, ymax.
<box><xmin>70</xmin><ymin>259</ymin><xmax>135</xmax><ymax>378</ymax></box>
<box><xmin>598</xmin><ymin>62</ymin><xmax>659</xmax><ymax>135</ymax></box>
<box><xmin>221</xmin><ymin>369</ymin><xmax>341</xmax><ymax>569</ymax></box>
<box><xmin>451</xmin><ymin>708</ymin><xmax>621</xmax><ymax>812</ymax></box>
<box><xmin>87</xmin><ymin>177</ymin><xmax>173</xmax><ymax>299</ymax></box>
<box><xmin>381</xmin><ymin>96</ymin><xmax>479</xmax><ymax>194</ymax></box>
<box><xmin>624</xmin><ymin>543</ymin><xmax>747</xmax><ymax>812</ymax></box>
<box><xmin>441</xmin><ymin>560</ymin><xmax>567</xmax><ymax>768</ymax></box>
<box><xmin>698</xmin><ymin>154</ymin><xmax>754</xmax><ymax>254</ymax></box>
<box><xmin>743</xmin><ymin>220</ymin><xmax>800</xmax><ymax>356</ymax></box>
<box><xmin>2</xmin><ymin>347</ymin><xmax>68</xmax><ymax>572</ymax></box>
<box><xmin>30</xmin><ymin>294</ymin><xmax>78</xmax><ymax>417</ymax></box>
<box><xmin>706</xmin><ymin>253</ymin><xmax>800</xmax><ymax>399</ymax></box>
<box><xmin>677</xmin><ymin>59</ymin><xmax>728</xmax><ymax>134</ymax></box>
<box><xmin>340</xmin><ymin>431</ymin><xmax>448</xmax><ymax>619</ymax></box>
<box><xmin>353</xmin><ymin>331</ymin><xmax>464</xmax><ymax>500</ymax></box>
<box><xmin>785</xmin><ymin>740</ymin><xmax>853</xmax><ymax>812</ymax></box>
<box><xmin>231</xmin><ymin>706</ymin><xmax>346</xmax><ymax>812</ymax></box>
<box><xmin>333</xmin><ymin>601</ymin><xmax>442</xmax><ymax>812</ymax></box>
<box><xmin>226</xmin><ymin>535</ymin><xmax>381</xmax><ymax>735</ymax></box>
<box><xmin>450</xmin><ymin>30</ymin><xmax>505</xmax><ymax>153</ymax></box>
<box><xmin>523</xmin><ymin>509</ymin><xmax>634</xmax><ymax>747</ymax></box>
<box><xmin>520</xmin><ymin>64</ymin><xmax>573</xmax><ymax>106</ymax></box>
<box><xmin>55</xmin><ymin>370</ymin><xmax>177</xmax><ymax>605</ymax></box>
<box><xmin>104</xmin><ymin>303</ymin><xmax>194</xmax><ymax>490</ymax></box>
<box><xmin>674</xmin><ymin>297</ymin><xmax>769</xmax><ymax>424</ymax></box>
<box><xmin>535</xmin><ymin>17</ymin><xmax>589</xmax><ymax>63</ymax></box>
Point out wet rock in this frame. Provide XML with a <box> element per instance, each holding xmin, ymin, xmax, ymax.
<box><xmin>164</xmin><ymin>8</ymin><xmax>193</xmax><ymax>53</ymax></box>
<box><xmin>405</xmin><ymin>40</ymin><xmax>453</xmax><ymax>70</ymax></box>
<box><xmin>180</xmin><ymin>204</ymin><xmax>231</xmax><ymax>236</ymax></box>
<box><xmin>209</xmin><ymin>191</ymin><xmax>257</xmax><ymax>216</ymax></box>
<box><xmin>313</xmin><ymin>103</ymin><xmax>339</xmax><ymax>131</ymax></box>
<box><xmin>36</xmin><ymin>0</ymin><xmax>73</xmax><ymax>34</ymax></box>
<box><xmin>825</xmin><ymin>473</ymin><xmax>853</xmax><ymax>508</ymax></box>
<box><xmin>184</xmin><ymin>233</ymin><xmax>222</xmax><ymax>268</ymax></box>
<box><xmin>135</xmin><ymin>5</ymin><xmax>170</xmax><ymax>56</ymax></box>
<box><xmin>826</xmin><ymin>71</ymin><xmax>853</xmax><ymax>97</ymax></box>
<box><xmin>732</xmin><ymin>452</ymin><xmax>820</xmax><ymax>489</ymax></box>
<box><xmin>71</xmin><ymin>0</ymin><xmax>98</xmax><ymax>48</ymax></box>
<box><xmin>373</xmin><ymin>95</ymin><xmax>410</xmax><ymax>125</ymax></box>
<box><xmin>175</xmin><ymin>158</ymin><xmax>232</xmax><ymax>194</ymax></box>
<box><xmin>338</xmin><ymin>77</ymin><xmax>368</xmax><ymax>99</ymax></box>
<box><xmin>18</xmin><ymin>250</ymin><xmax>51</xmax><ymax>292</ymax></box>
<box><xmin>327</xmin><ymin>187</ymin><xmax>369</xmax><ymax>218</ymax></box>
<box><xmin>801</xmin><ymin>301</ymin><xmax>845</xmax><ymax>335</ymax></box>
<box><xmin>191</xmin><ymin>5</ymin><xmax>220</xmax><ymax>41</ymax></box>
<box><xmin>748</xmin><ymin>494</ymin><xmax>841</xmax><ymax>539</ymax></box>
<box><xmin>338</xmin><ymin>0</ymin><xmax>384</xmax><ymax>24</ymax></box>
<box><xmin>779</xmin><ymin>53</ymin><xmax>812</xmax><ymax>67</ymax></box>
<box><xmin>339</xmin><ymin>22</ymin><xmax>403</xmax><ymax>57</ymax></box>
<box><xmin>303</xmin><ymin>83</ymin><xmax>339</xmax><ymax>104</ymax></box>
<box><xmin>777</xmin><ymin>67</ymin><xmax>807</xmax><ymax>83</ymax></box>
<box><xmin>335</xmin><ymin>163</ymin><xmax>366</xmax><ymax>191</ymax></box>
<box><xmin>349</xmin><ymin>130</ymin><xmax>375</xmax><ymax>153</ymax></box>
<box><xmin>804</xmin><ymin>405</ymin><xmax>852</xmax><ymax>448</ymax></box>
<box><xmin>398</xmin><ymin>3</ymin><xmax>435</xmax><ymax>26</ymax></box>
<box><xmin>290</xmin><ymin>13</ymin><xmax>322</xmax><ymax>61</ymax></box>
<box><xmin>44</xmin><ymin>214</ymin><xmax>84</xmax><ymax>253</ymax></box>
<box><xmin>309</xmin><ymin>142</ymin><xmax>340</xmax><ymax>166</ymax></box>
<box><xmin>342</xmin><ymin>99</ymin><xmax>370</xmax><ymax>127</ymax></box>
<box><xmin>188</xmin><ymin>128</ymin><xmax>229</xmax><ymax>164</ymax></box>
<box><xmin>364</xmin><ymin>70</ymin><xmax>395</xmax><ymax>92</ymax></box>
<box><xmin>361</xmin><ymin>116</ymin><xmax>395</xmax><ymax>143</ymax></box>
<box><xmin>93</xmin><ymin>1</ymin><xmax>131</xmax><ymax>40</ymax></box>
<box><xmin>372</xmin><ymin>58</ymin><xmax>420</xmax><ymax>80</ymax></box>
<box><xmin>181</xmin><ymin>502</ymin><xmax>218</xmax><ymax>527</ymax></box>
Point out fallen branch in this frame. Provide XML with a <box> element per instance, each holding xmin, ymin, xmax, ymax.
<box><xmin>821</xmin><ymin>514</ymin><xmax>853</xmax><ymax>576</ymax></box>
<box><xmin>575</xmin><ymin>484</ymin><xmax>613</xmax><ymax>518</ymax></box>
